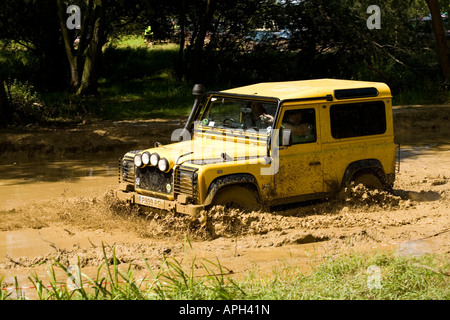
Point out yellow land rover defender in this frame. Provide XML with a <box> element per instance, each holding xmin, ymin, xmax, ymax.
<box><xmin>114</xmin><ymin>79</ymin><xmax>397</xmax><ymax>215</ymax></box>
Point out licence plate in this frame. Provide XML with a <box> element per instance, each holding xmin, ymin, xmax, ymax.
<box><xmin>137</xmin><ymin>195</ymin><xmax>165</xmax><ymax>209</ymax></box>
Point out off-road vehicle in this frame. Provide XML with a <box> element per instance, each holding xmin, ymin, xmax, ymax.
<box><xmin>114</xmin><ymin>79</ymin><xmax>397</xmax><ymax>215</ymax></box>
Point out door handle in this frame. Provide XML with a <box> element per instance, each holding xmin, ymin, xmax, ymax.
<box><xmin>309</xmin><ymin>161</ymin><xmax>321</xmax><ymax>166</ymax></box>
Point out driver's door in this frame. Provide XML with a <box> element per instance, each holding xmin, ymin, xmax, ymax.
<box><xmin>272</xmin><ymin>104</ymin><xmax>324</xmax><ymax>200</ymax></box>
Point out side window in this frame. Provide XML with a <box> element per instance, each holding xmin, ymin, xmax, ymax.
<box><xmin>281</xmin><ymin>108</ymin><xmax>316</xmax><ymax>144</ymax></box>
<box><xmin>330</xmin><ymin>101</ymin><xmax>386</xmax><ymax>139</ymax></box>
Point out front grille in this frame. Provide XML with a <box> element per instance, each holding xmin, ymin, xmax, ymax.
<box><xmin>136</xmin><ymin>166</ymin><xmax>173</xmax><ymax>194</ymax></box>
<box><xmin>119</xmin><ymin>156</ymin><xmax>135</xmax><ymax>184</ymax></box>
<box><xmin>174</xmin><ymin>166</ymin><xmax>198</xmax><ymax>200</ymax></box>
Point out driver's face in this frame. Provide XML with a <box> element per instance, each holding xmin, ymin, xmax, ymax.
<box><xmin>251</xmin><ymin>103</ymin><xmax>265</xmax><ymax>117</ymax></box>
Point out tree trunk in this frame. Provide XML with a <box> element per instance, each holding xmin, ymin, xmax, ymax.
<box><xmin>425</xmin><ymin>0</ymin><xmax>450</xmax><ymax>81</ymax></box>
<box><xmin>0</xmin><ymin>72</ymin><xmax>11</xmax><ymax>126</ymax></box>
<box><xmin>57</xmin><ymin>0</ymin><xmax>81</xmax><ymax>91</ymax></box>
<box><xmin>58</xmin><ymin>0</ymin><xmax>104</xmax><ymax>94</ymax></box>
<box><xmin>176</xmin><ymin>0</ymin><xmax>186</xmax><ymax>82</ymax></box>
<box><xmin>188</xmin><ymin>0</ymin><xmax>216</xmax><ymax>82</ymax></box>
<box><xmin>36</xmin><ymin>1</ymin><xmax>68</xmax><ymax>91</ymax></box>
<box><xmin>77</xmin><ymin>0</ymin><xmax>105</xmax><ymax>95</ymax></box>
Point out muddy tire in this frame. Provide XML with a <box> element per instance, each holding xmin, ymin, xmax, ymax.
<box><xmin>352</xmin><ymin>172</ymin><xmax>385</xmax><ymax>190</ymax></box>
<box><xmin>211</xmin><ymin>185</ymin><xmax>260</xmax><ymax>212</ymax></box>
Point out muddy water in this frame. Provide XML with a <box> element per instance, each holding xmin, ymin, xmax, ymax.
<box><xmin>0</xmin><ymin>157</ymin><xmax>120</xmax><ymax>268</ymax></box>
<box><xmin>0</xmin><ymin>133</ymin><xmax>447</xmax><ymax>211</ymax></box>
<box><xmin>0</xmin><ymin>228</ymin><xmax>75</xmax><ymax>260</ymax></box>
<box><xmin>0</xmin><ymin>157</ymin><xmax>118</xmax><ymax>211</ymax></box>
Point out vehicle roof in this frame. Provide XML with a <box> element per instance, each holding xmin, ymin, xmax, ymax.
<box><xmin>219</xmin><ymin>78</ymin><xmax>391</xmax><ymax>101</ymax></box>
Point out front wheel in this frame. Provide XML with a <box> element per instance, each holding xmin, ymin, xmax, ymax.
<box><xmin>211</xmin><ymin>185</ymin><xmax>260</xmax><ymax>212</ymax></box>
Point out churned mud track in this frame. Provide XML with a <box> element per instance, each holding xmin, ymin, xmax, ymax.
<box><xmin>0</xmin><ymin>118</ymin><xmax>186</xmax><ymax>163</ymax></box>
<box><xmin>0</xmin><ymin>105</ymin><xmax>449</xmax><ymax>296</ymax></box>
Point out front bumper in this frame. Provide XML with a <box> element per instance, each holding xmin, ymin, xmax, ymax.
<box><xmin>113</xmin><ymin>189</ymin><xmax>205</xmax><ymax>216</ymax></box>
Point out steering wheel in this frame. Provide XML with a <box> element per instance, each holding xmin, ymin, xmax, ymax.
<box><xmin>223</xmin><ymin>117</ymin><xmax>238</xmax><ymax>127</ymax></box>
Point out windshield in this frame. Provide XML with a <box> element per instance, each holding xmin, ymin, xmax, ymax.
<box><xmin>199</xmin><ymin>97</ymin><xmax>277</xmax><ymax>133</ymax></box>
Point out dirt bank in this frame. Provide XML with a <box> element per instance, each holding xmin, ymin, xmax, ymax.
<box><xmin>0</xmin><ymin>104</ymin><xmax>449</xmax><ymax>163</ymax></box>
<box><xmin>0</xmin><ymin>118</ymin><xmax>185</xmax><ymax>164</ymax></box>
<box><xmin>0</xmin><ymin>105</ymin><xmax>449</xmax><ymax>297</ymax></box>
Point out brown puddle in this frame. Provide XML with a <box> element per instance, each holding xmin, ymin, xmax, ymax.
<box><xmin>0</xmin><ymin>158</ymin><xmax>118</xmax><ymax>211</ymax></box>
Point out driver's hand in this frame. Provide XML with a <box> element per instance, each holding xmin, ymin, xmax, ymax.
<box><xmin>260</xmin><ymin>113</ymin><xmax>274</xmax><ymax>122</ymax></box>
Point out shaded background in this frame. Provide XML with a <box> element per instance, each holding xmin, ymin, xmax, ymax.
<box><xmin>0</xmin><ymin>0</ymin><xmax>448</xmax><ymax>126</ymax></box>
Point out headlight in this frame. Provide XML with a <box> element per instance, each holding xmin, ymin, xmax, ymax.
<box><xmin>142</xmin><ymin>152</ymin><xmax>150</xmax><ymax>165</ymax></box>
<box><xmin>158</xmin><ymin>158</ymin><xmax>169</xmax><ymax>172</ymax></box>
<box><xmin>150</xmin><ymin>153</ymin><xmax>160</xmax><ymax>166</ymax></box>
<box><xmin>134</xmin><ymin>154</ymin><xmax>142</xmax><ymax>167</ymax></box>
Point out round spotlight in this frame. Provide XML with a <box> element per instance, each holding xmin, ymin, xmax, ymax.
<box><xmin>142</xmin><ymin>152</ymin><xmax>150</xmax><ymax>165</ymax></box>
<box><xmin>150</xmin><ymin>153</ymin><xmax>160</xmax><ymax>166</ymax></box>
<box><xmin>158</xmin><ymin>158</ymin><xmax>169</xmax><ymax>172</ymax></box>
<box><xmin>134</xmin><ymin>154</ymin><xmax>142</xmax><ymax>167</ymax></box>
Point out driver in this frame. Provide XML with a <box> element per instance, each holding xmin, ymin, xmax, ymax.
<box><xmin>246</xmin><ymin>102</ymin><xmax>274</xmax><ymax>129</ymax></box>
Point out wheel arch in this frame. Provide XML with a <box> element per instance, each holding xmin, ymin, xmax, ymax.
<box><xmin>203</xmin><ymin>173</ymin><xmax>260</xmax><ymax>206</ymax></box>
<box><xmin>340</xmin><ymin>159</ymin><xmax>389</xmax><ymax>190</ymax></box>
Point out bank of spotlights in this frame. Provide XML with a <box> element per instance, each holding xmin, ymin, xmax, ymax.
<box><xmin>142</xmin><ymin>152</ymin><xmax>150</xmax><ymax>165</ymax></box>
<box><xmin>150</xmin><ymin>153</ymin><xmax>160</xmax><ymax>166</ymax></box>
<box><xmin>134</xmin><ymin>152</ymin><xmax>169</xmax><ymax>172</ymax></box>
<box><xmin>158</xmin><ymin>158</ymin><xmax>169</xmax><ymax>172</ymax></box>
<box><xmin>134</xmin><ymin>154</ymin><xmax>142</xmax><ymax>167</ymax></box>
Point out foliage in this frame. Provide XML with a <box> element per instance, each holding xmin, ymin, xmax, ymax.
<box><xmin>0</xmin><ymin>1</ymin><xmax>448</xmax><ymax>126</ymax></box>
<box><xmin>1</xmin><ymin>246</ymin><xmax>449</xmax><ymax>300</ymax></box>
<box><xmin>4</xmin><ymin>79</ymin><xmax>45</xmax><ymax>124</ymax></box>
<box><xmin>0</xmin><ymin>43</ymin><xmax>194</xmax><ymax>125</ymax></box>
<box><xmin>0</xmin><ymin>1</ymin><xmax>68</xmax><ymax>91</ymax></box>
<box><xmin>197</xmin><ymin>0</ymin><xmax>448</xmax><ymax>97</ymax></box>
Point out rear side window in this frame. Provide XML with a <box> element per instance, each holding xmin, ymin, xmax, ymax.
<box><xmin>330</xmin><ymin>101</ymin><xmax>386</xmax><ymax>139</ymax></box>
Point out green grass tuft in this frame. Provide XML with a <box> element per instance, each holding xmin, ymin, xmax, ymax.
<box><xmin>2</xmin><ymin>244</ymin><xmax>449</xmax><ymax>300</ymax></box>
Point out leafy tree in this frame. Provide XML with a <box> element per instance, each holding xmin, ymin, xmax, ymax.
<box><xmin>57</xmin><ymin>0</ymin><xmax>106</xmax><ymax>95</ymax></box>
<box><xmin>0</xmin><ymin>72</ymin><xmax>10</xmax><ymax>126</ymax></box>
<box><xmin>1</xmin><ymin>0</ymin><xmax>447</xmax><ymax>105</ymax></box>
<box><xmin>424</xmin><ymin>0</ymin><xmax>449</xmax><ymax>80</ymax></box>
<box><xmin>175</xmin><ymin>0</ymin><xmax>282</xmax><ymax>83</ymax></box>
<box><xmin>56</xmin><ymin>0</ymin><xmax>155</xmax><ymax>95</ymax></box>
<box><xmin>0</xmin><ymin>0</ymin><xmax>67</xmax><ymax>90</ymax></box>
